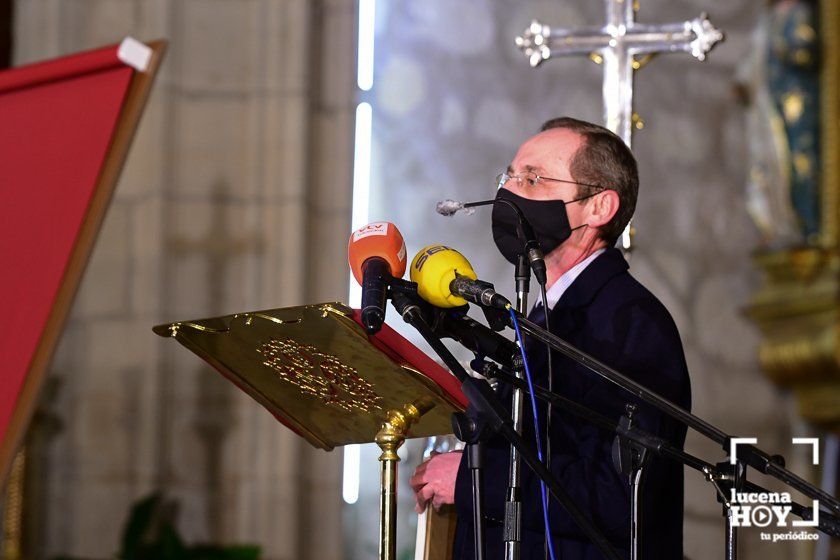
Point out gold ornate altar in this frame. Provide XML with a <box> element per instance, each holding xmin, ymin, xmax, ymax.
<box><xmin>746</xmin><ymin>1</ymin><xmax>840</xmax><ymax>431</ymax></box>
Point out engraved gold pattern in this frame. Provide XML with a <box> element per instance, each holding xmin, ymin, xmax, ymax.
<box><xmin>154</xmin><ymin>303</ymin><xmax>463</xmax><ymax>450</ymax></box>
<box><xmin>258</xmin><ymin>337</ymin><xmax>383</xmax><ymax>413</ymax></box>
<box><xmin>174</xmin><ymin>322</ymin><xmax>229</xmax><ymax>334</ymax></box>
<box><xmin>319</xmin><ymin>302</ymin><xmax>354</xmax><ymax>318</ymax></box>
<box><xmin>240</xmin><ymin>313</ymin><xmax>301</xmax><ymax>326</ymax></box>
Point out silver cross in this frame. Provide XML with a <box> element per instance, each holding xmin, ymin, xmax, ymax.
<box><xmin>516</xmin><ymin>2</ymin><xmax>723</xmax><ymax>146</ymax></box>
<box><xmin>515</xmin><ymin>0</ymin><xmax>723</xmax><ymax>247</ymax></box>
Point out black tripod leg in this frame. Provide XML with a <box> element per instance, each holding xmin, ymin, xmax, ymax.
<box><xmin>468</xmin><ymin>442</ymin><xmax>486</xmax><ymax>560</ymax></box>
<box><xmin>716</xmin><ymin>460</ymin><xmax>744</xmax><ymax>560</ymax></box>
<box><xmin>630</xmin><ymin>466</ymin><xmax>644</xmax><ymax>560</ymax></box>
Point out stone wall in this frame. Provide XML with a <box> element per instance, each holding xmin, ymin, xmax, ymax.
<box><xmin>11</xmin><ymin>1</ymin><xmax>354</xmax><ymax>558</ymax></box>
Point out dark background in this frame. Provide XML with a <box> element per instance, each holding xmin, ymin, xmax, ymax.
<box><xmin>0</xmin><ymin>0</ymin><xmax>11</xmax><ymax>68</ymax></box>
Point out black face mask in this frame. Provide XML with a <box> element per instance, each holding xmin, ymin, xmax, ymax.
<box><xmin>491</xmin><ymin>188</ymin><xmax>590</xmax><ymax>265</ymax></box>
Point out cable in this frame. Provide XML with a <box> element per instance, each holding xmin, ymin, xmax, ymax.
<box><xmin>540</xmin><ymin>282</ymin><xmax>553</xmax><ymax>475</ymax></box>
<box><xmin>539</xmin><ymin>282</ymin><xmax>553</xmax><ymax>560</ymax></box>
<box><xmin>538</xmin><ymin>282</ymin><xmax>554</xmax><ymax>560</ymax></box>
<box><xmin>509</xmin><ymin>307</ymin><xmax>557</xmax><ymax>560</ymax></box>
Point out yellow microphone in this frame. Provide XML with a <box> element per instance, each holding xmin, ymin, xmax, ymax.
<box><xmin>410</xmin><ymin>245</ymin><xmax>510</xmax><ymax>309</ymax></box>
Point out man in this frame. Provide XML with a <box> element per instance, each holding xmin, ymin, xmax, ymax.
<box><xmin>410</xmin><ymin>117</ymin><xmax>691</xmax><ymax>559</ymax></box>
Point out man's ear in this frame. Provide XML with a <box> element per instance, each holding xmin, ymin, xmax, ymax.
<box><xmin>587</xmin><ymin>190</ymin><xmax>620</xmax><ymax>228</ymax></box>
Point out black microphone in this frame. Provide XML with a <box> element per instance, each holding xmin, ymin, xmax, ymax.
<box><xmin>359</xmin><ymin>258</ymin><xmax>390</xmax><ymax>334</ymax></box>
<box><xmin>450</xmin><ymin>274</ymin><xmax>512</xmax><ymax>310</ymax></box>
<box><xmin>434</xmin><ymin>311</ymin><xmax>522</xmax><ymax>369</ymax></box>
<box><xmin>391</xmin><ymin>290</ymin><xmax>521</xmax><ymax>369</ymax></box>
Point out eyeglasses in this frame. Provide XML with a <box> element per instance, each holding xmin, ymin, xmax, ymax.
<box><xmin>495</xmin><ymin>170</ymin><xmax>608</xmax><ymax>192</ymax></box>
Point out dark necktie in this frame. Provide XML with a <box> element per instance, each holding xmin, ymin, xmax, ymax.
<box><xmin>523</xmin><ymin>303</ymin><xmax>548</xmax><ymax>359</ymax></box>
<box><xmin>528</xmin><ymin>303</ymin><xmax>547</xmax><ymax>327</ymax></box>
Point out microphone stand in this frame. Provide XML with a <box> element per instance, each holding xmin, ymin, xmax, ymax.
<box><xmin>493</xmin><ymin>309</ymin><xmax>840</xmax><ymax>559</ymax></box>
<box><xmin>504</xmin><ymin>253</ymin><xmax>530</xmax><ymax>560</ymax></box>
<box><xmin>389</xmin><ymin>292</ymin><xmax>622</xmax><ymax>560</ymax></box>
<box><xmin>716</xmin><ymin>459</ymin><xmax>745</xmax><ymax>560</ymax></box>
<box><xmin>477</xmin><ymin>361</ymin><xmax>840</xmax><ymax>545</ymax></box>
<box><xmin>391</xmin><ymin>291</ymin><xmax>489</xmax><ymax>560</ymax></box>
<box><xmin>482</xmin><ymin>361</ymin><xmax>651</xmax><ymax>559</ymax></box>
<box><xmin>451</xmin><ymin>408</ymin><xmax>488</xmax><ymax>560</ymax></box>
<box><xmin>437</xmin><ymin>195</ymin><xmax>549</xmax><ymax>560</ymax></box>
<box><xmin>611</xmin><ymin>404</ymin><xmax>648</xmax><ymax>560</ymax></box>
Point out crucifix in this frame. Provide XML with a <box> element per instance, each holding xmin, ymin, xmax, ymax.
<box><xmin>515</xmin><ymin>0</ymin><xmax>724</xmax><ymax>248</ymax></box>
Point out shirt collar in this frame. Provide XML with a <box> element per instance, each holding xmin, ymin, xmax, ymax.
<box><xmin>542</xmin><ymin>248</ymin><xmax>606</xmax><ymax>310</ymax></box>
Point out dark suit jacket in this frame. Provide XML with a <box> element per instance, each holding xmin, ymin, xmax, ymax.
<box><xmin>452</xmin><ymin>248</ymin><xmax>691</xmax><ymax>560</ymax></box>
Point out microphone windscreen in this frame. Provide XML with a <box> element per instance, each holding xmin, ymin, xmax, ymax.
<box><xmin>410</xmin><ymin>245</ymin><xmax>477</xmax><ymax>308</ymax></box>
<box><xmin>435</xmin><ymin>199</ymin><xmax>463</xmax><ymax>216</ymax></box>
<box><xmin>348</xmin><ymin>222</ymin><xmax>407</xmax><ymax>285</ymax></box>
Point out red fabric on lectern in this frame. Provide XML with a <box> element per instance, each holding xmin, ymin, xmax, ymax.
<box><xmin>0</xmin><ymin>46</ymin><xmax>134</xmax><ymax>448</ymax></box>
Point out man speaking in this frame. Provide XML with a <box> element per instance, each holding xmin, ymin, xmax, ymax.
<box><xmin>410</xmin><ymin>117</ymin><xmax>692</xmax><ymax>559</ymax></box>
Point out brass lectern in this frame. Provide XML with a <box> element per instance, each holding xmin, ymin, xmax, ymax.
<box><xmin>154</xmin><ymin>302</ymin><xmax>466</xmax><ymax>560</ymax></box>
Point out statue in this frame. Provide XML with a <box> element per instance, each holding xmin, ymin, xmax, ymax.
<box><xmin>741</xmin><ymin>0</ymin><xmax>821</xmax><ymax>247</ymax></box>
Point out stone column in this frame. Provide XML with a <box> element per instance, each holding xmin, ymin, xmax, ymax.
<box><xmin>10</xmin><ymin>0</ymin><xmax>355</xmax><ymax>558</ymax></box>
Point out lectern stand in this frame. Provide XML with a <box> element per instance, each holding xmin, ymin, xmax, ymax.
<box><xmin>154</xmin><ymin>302</ymin><xmax>467</xmax><ymax>560</ymax></box>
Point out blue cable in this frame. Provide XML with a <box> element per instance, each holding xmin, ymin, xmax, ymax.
<box><xmin>509</xmin><ymin>307</ymin><xmax>557</xmax><ymax>560</ymax></box>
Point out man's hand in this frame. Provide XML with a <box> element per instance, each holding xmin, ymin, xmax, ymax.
<box><xmin>409</xmin><ymin>451</ymin><xmax>462</xmax><ymax>513</ymax></box>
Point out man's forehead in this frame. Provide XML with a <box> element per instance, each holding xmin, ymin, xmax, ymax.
<box><xmin>527</xmin><ymin>128</ymin><xmax>584</xmax><ymax>151</ymax></box>
<box><xmin>511</xmin><ymin>128</ymin><xmax>583</xmax><ymax>169</ymax></box>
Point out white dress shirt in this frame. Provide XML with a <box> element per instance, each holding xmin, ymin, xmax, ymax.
<box><xmin>539</xmin><ymin>248</ymin><xmax>606</xmax><ymax>311</ymax></box>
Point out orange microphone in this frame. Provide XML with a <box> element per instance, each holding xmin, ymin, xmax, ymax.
<box><xmin>348</xmin><ymin>221</ymin><xmax>407</xmax><ymax>334</ymax></box>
